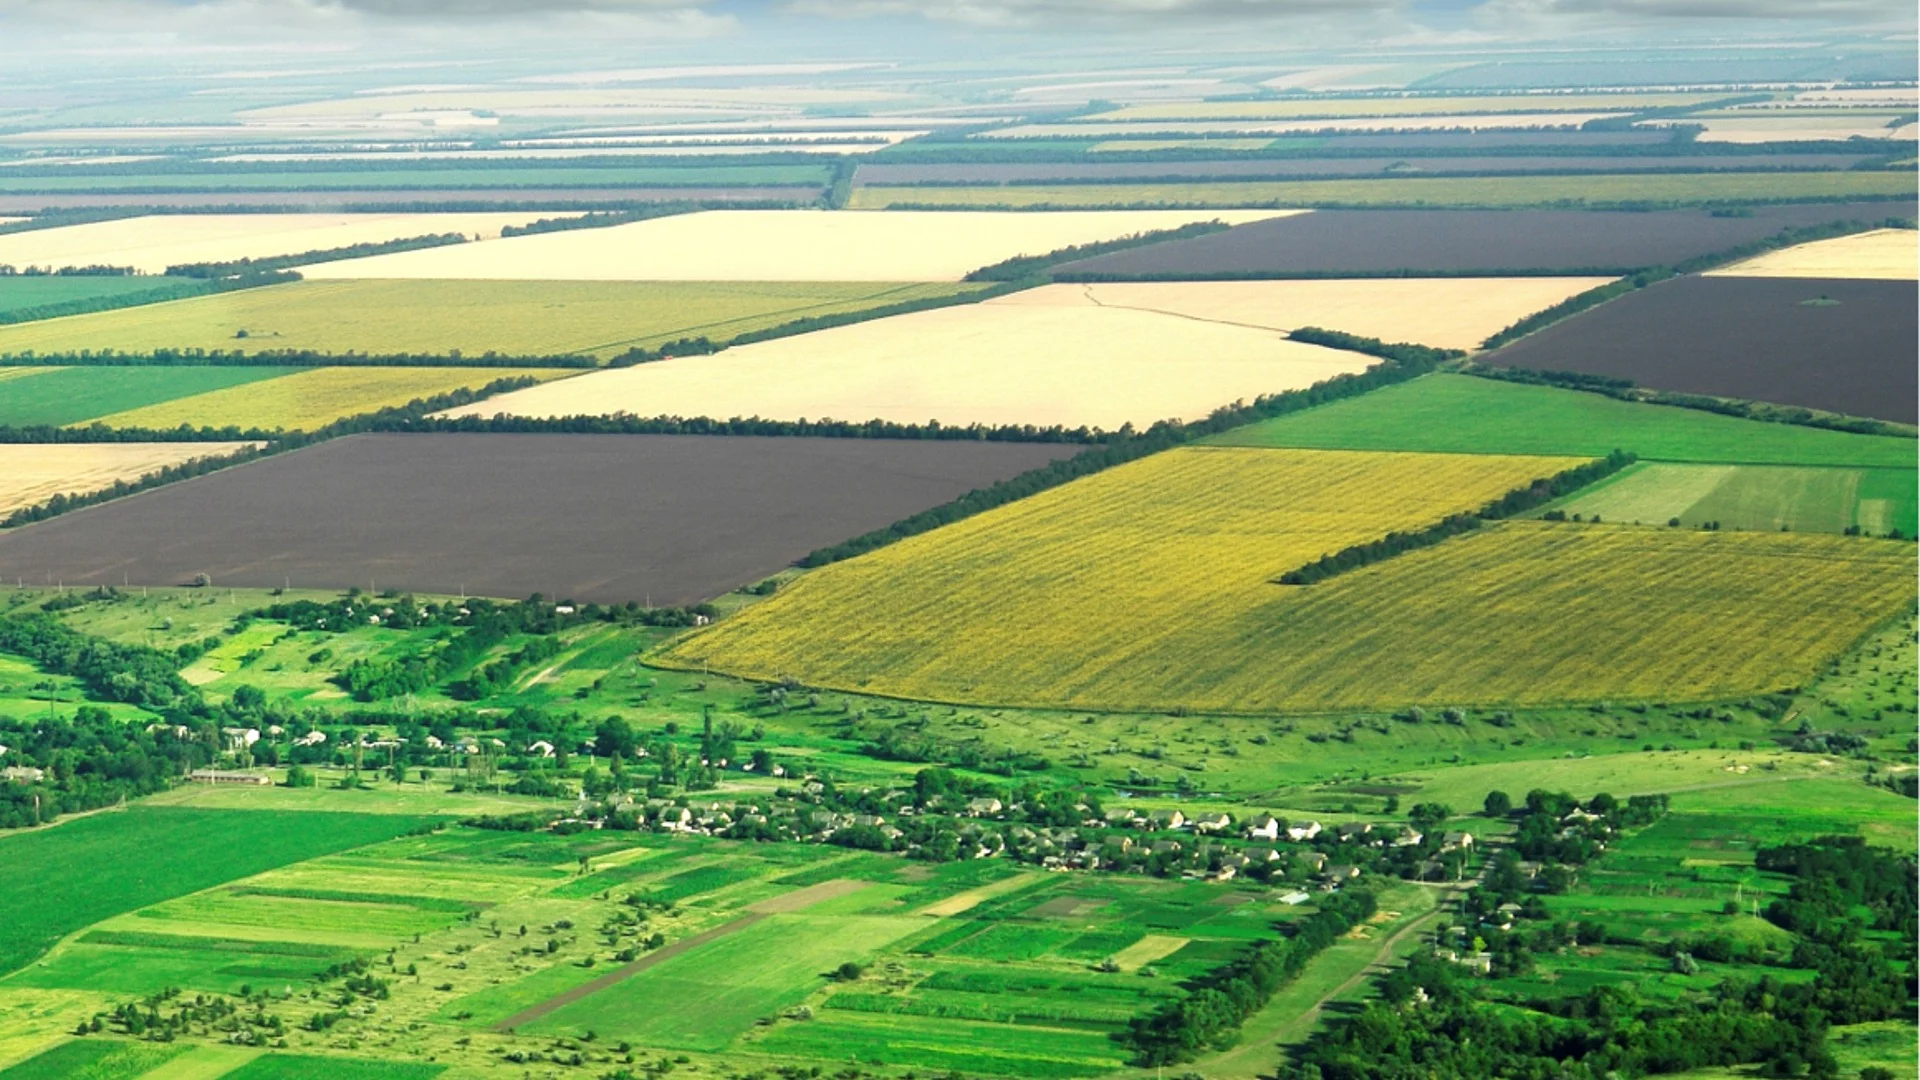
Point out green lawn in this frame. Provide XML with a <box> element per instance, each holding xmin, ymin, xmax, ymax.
<box><xmin>0</xmin><ymin>366</ymin><xmax>295</xmax><ymax>427</ymax></box>
<box><xmin>1210</xmin><ymin>374</ymin><xmax>1917</xmax><ymax>468</ymax></box>
<box><xmin>1550</xmin><ymin>462</ymin><xmax>1918</xmax><ymax>535</ymax></box>
<box><xmin>0</xmin><ymin>808</ymin><xmax>439</xmax><ymax>976</ymax></box>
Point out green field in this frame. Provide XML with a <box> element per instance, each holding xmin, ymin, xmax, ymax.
<box><xmin>218</xmin><ymin>1056</ymin><xmax>443</xmax><ymax>1080</ymax></box>
<box><xmin>1210</xmin><ymin>374</ymin><xmax>1918</xmax><ymax>468</ymax></box>
<box><xmin>0</xmin><ymin>808</ymin><xmax>438</xmax><ymax>976</ymax></box>
<box><xmin>0</xmin><ymin>366</ymin><xmax>295</xmax><ymax>427</ymax></box>
<box><xmin>0</xmin><ymin>1041</ymin><xmax>183</xmax><ymax>1080</ymax></box>
<box><xmin>0</xmin><ymin>164</ymin><xmax>831</xmax><ymax>193</ymax></box>
<box><xmin>850</xmin><ymin>170</ymin><xmax>1919</xmax><ymax>208</ymax></box>
<box><xmin>0</xmin><ymin>280</ymin><xmax>986</xmax><ymax>360</ymax></box>
<box><xmin>0</xmin><ymin>278</ymin><xmax>206</xmax><ymax>322</ymax></box>
<box><xmin>1551</xmin><ymin>462</ymin><xmax>1919</xmax><ymax>535</ymax></box>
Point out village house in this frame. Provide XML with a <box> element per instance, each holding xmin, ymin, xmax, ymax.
<box><xmin>1441</xmin><ymin>830</ymin><xmax>1475</xmax><ymax>852</ymax></box>
<box><xmin>1245</xmin><ymin>814</ymin><xmax>1281</xmax><ymax>841</ymax></box>
<box><xmin>0</xmin><ymin>765</ymin><xmax>44</xmax><ymax>784</ymax></box>
<box><xmin>1147</xmin><ymin>808</ymin><xmax>1186</xmax><ymax>830</ymax></box>
<box><xmin>966</xmin><ymin>796</ymin><xmax>1004</xmax><ymax>816</ymax></box>
<box><xmin>1191</xmin><ymin>812</ymin><xmax>1233</xmax><ymax>834</ymax></box>
<box><xmin>189</xmin><ymin>769</ymin><xmax>271</xmax><ymax>786</ymax></box>
<box><xmin>1286</xmin><ymin>820</ymin><xmax>1323</xmax><ymax>841</ymax></box>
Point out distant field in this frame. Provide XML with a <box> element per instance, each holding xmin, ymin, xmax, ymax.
<box><xmin>218</xmin><ymin>1056</ymin><xmax>443</xmax><ymax>1080</ymax></box>
<box><xmin>1705</xmin><ymin>227</ymin><xmax>1916</xmax><ymax>280</ymax></box>
<box><xmin>90</xmin><ymin>366</ymin><xmax>577</xmax><ymax>432</ymax></box>
<box><xmin>0</xmin><ymin>1040</ymin><xmax>183</xmax><ymax>1080</ymax></box>
<box><xmin>849</xmin><ymin>171</ymin><xmax>1917</xmax><ymax>209</ymax></box>
<box><xmin>988</xmin><ymin>113</ymin><xmax>1631</xmax><ymax>139</ymax></box>
<box><xmin>993</xmin><ymin>278</ymin><xmax>1613</xmax><ymax>351</ymax></box>
<box><xmin>442</xmin><ymin>298</ymin><xmax>1372</xmax><ymax>430</ymax></box>
<box><xmin>0</xmin><ymin>276</ymin><xmax>207</xmax><ymax>321</ymax></box>
<box><xmin>0</xmin><ymin>280</ymin><xmax>977</xmax><ymax>359</ymax></box>
<box><xmin>0</xmin><ymin>808</ymin><xmax>435</xmax><ymax>977</ymax></box>
<box><xmin>1052</xmin><ymin>203</ymin><xmax>1919</xmax><ymax>277</ymax></box>
<box><xmin>668</xmin><ymin>486</ymin><xmax>1917</xmax><ymax>713</ymax></box>
<box><xmin>0</xmin><ymin>213</ymin><xmax>565</xmax><ymax>274</ymax></box>
<box><xmin>298</xmin><ymin>208</ymin><xmax>1294</xmax><ymax>282</ymax></box>
<box><xmin>1209</xmin><ymin>374</ymin><xmax>1918</xmax><ymax>468</ymax></box>
<box><xmin>0</xmin><ymin>442</ymin><xmax>260</xmax><ymax>516</ymax></box>
<box><xmin>657</xmin><ymin>447</ymin><xmax>1588</xmax><ymax>713</ymax></box>
<box><xmin>1482</xmin><ymin>276</ymin><xmax>1918</xmax><ymax>424</ymax></box>
<box><xmin>857</xmin><ymin>154</ymin><xmax>1878</xmax><ymax>185</ymax></box>
<box><xmin>0</xmin><ymin>165</ymin><xmax>829</xmax><ymax>194</ymax></box>
<box><xmin>0</xmin><ymin>366</ymin><xmax>294</xmax><ymax>427</ymax></box>
<box><xmin>1675</xmin><ymin>114</ymin><xmax>1916</xmax><ymax>143</ymax></box>
<box><xmin>1550</xmin><ymin>462</ymin><xmax>1918</xmax><ymax>536</ymax></box>
<box><xmin>1084</xmin><ymin>93</ymin><xmax>1731</xmax><ymax>121</ymax></box>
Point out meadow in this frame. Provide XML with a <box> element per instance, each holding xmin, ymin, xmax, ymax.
<box><xmin>848</xmin><ymin>171</ymin><xmax>1919</xmax><ymax>209</ymax></box>
<box><xmin>0</xmin><ymin>280</ymin><xmax>983</xmax><ymax>359</ymax></box>
<box><xmin>443</xmin><ymin>300</ymin><xmax>1372</xmax><ymax>431</ymax></box>
<box><xmin>0</xmin><ymin>214</ymin><xmax>562</xmax><ymax>275</ymax></box>
<box><xmin>299</xmin><ymin>208</ymin><xmax>1293</xmax><ymax>282</ymax></box>
<box><xmin>1548</xmin><ymin>462</ymin><xmax>1918</xmax><ymax>536</ymax></box>
<box><xmin>1210</xmin><ymin>374</ymin><xmax>1919</xmax><ymax>467</ymax></box>
<box><xmin>0</xmin><ymin>367</ymin><xmax>294</xmax><ymax>427</ymax></box>
<box><xmin>89</xmin><ymin>366</ymin><xmax>577</xmax><ymax>432</ymax></box>
<box><xmin>662</xmin><ymin>449</ymin><xmax>1915</xmax><ymax>714</ymax></box>
<box><xmin>990</xmin><ymin>277</ymin><xmax>1614</xmax><ymax>351</ymax></box>
<box><xmin>1704</xmin><ymin>227</ymin><xmax>1916</xmax><ymax>280</ymax></box>
<box><xmin>0</xmin><ymin>443</ymin><xmax>260</xmax><ymax>516</ymax></box>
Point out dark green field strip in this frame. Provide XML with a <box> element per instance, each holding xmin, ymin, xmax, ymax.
<box><xmin>0</xmin><ymin>1040</ymin><xmax>183</xmax><ymax>1080</ymax></box>
<box><xmin>547</xmin><ymin>846</ymin><xmax>713</xmax><ymax>899</ymax></box>
<box><xmin>493</xmin><ymin>912</ymin><xmax>769</xmax><ymax>1032</ymax></box>
<box><xmin>0</xmin><ymin>807</ymin><xmax>440</xmax><ymax>976</ymax></box>
<box><xmin>227</xmin><ymin>885</ymin><xmax>487</xmax><ymax>913</ymax></box>
<box><xmin>79</xmin><ymin>930</ymin><xmax>357</xmax><ymax>957</ymax></box>
<box><xmin>0</xmin><ymin>277</ymin><xmax>210</xmax><ymax>323</ymax></box>
<box><xmin>750</xmin><ymin>1010</ymin><xmax>1127</xmax><ymax>1079</ymax></box>
<box><xmin>0</xmin><ymin>165</ymin><xmax>830</xmax><ymax>193</ymax></box>
<box><xmin>643</xmin><ymin>863</ymin><xmax>768</xmax><ymax>904</ymax></box>
<box><xmin>1212</xmin><ymin>373</ymin><xmax>1918</xmax><ymax>469</ymax></box>
<box><xmin>0</xmin><ymin>365</ymin><xmax>296</xmax><ymax>427</ymax></box>
<box><xmin>824</xmin><ymin>989</ymin><xmax>1138</xmax><ymax>1030</ymax></box>
<box><xmin>219</xmin><ymin>1054</ymin><xmax>445</xmax><ymax>1080</ymax></box>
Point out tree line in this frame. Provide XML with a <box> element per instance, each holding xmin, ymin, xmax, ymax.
<box><xmin>165</xmin><ymin>233</ymin><xmax>467</xmax><ymax>278</ymax></box>
<box><xmin>963</xmin><ymin>221</ymin><xmax>1230</xmax><ymax>281</ymax></box>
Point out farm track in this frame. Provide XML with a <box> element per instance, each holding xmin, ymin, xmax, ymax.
<box><xmin>494</xmin><ymin>913</ymin><xmax>769</xmax><ymax>1032</ymax></box>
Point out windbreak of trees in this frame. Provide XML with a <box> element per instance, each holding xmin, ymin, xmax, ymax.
<box><xmin>1279</xmin><ymin>450</ymin><xmax>1636</xmax><ymax>585</ymax></box>
<box><xmin>1128</xmin><ymin>888</ymin><xmax>1380</xmax><ymax>1065</ymax></box>
<box><xmin>0</xmin><ymin>614</ymin><xmax>194</xmax><ymax>710</ymax></box>
<box><xmin>964</xmin><ymin>221</ymin><xmax>1231</xmax><ymax>281</ymax></box>
<box><xmin>0</xmin><ymin>270</ymin><xmax>299</xmax><ymax>329</ymax></box>
<box><xmin>0</xmin><ymin>347</ymin><xmax>593</xmax><ymax>369</ymax></box>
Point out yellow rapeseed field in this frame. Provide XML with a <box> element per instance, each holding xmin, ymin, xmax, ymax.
<box><xmin>0</xmin><ymin>442</ymin><xmax>260</xmax><ymax>516</ymax></box>
<box><xmin>992</xmin><ymin>279</ymin><xmax>1615</xmax><ymax>351</ymax></box>
<box><xmin>91</xmin><ymin>366</ymin><xmax>577</xmax><ymax>432</ymax></box>
<box><xmin>1704</xmin><ymin>228</ymin><xmax>1917</xmax><ymax>280</ymax></box>
<box><xmin>0</xmin><ymin>213</ymin><xmax>567</xmax><ymax>274</ymax></box>
<box><xmin>299</xmin><ymin>209</ymin><xmax>1297</xmax><ymax>283</ymax></box>
<box><xmin>660</xmin><ymin>451</ymin><xmax>1915</xmax><ymax>715</ymax></box>
<box><xmin>438</xmin><ymin>302</ymin><xmax>1373</xmax><ymax>430</ymax></box>
<box><xmin>657</xmin><ymin>447</ymin><xmax>1585</xmax><ymax>708</ymax></box>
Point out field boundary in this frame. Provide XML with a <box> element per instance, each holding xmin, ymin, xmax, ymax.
<box><xmin>493</xmin><ymin>913</ymin><xmax>768</xmax><ymax>1032</ymax></box>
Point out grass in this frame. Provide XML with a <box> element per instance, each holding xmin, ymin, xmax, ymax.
<box><xmin>0</xmin><ymin>281</ymin><xmax>986</xmax><ymax>360</ymax></box>
<box><xmin>89</xmin><ymin>366</ymin><xmax>577</xmax><ymax>432</ymax></box>
<box><xmin>0</xmin><ymin>808</ymin><xmax>438</xmax><ymax>976</ymax></box>
<box><xmin>662</xmin><ymin>444</ymin><xmax>1912</xmax><ymax>714</ymax></box>
<box><xmin>0</xmin><ymin>1041</ymin><xmax>182</xmax><ymax>1080</ymax></box>
<box><xmin>0</xmin><ymin>367</ymin><xmax>295</xmax><ymax>427</ymax></box>
<box><xmin>215</xmin><ymin>1055</ymin><xmax>443</xmax><ymax>1080</ymax></box>
<box><xmin>748</xmin><ymin>1010</ymin><xmax>1125</xmax><ymax>1077</ymax></box>
<box><xmin>0</xmin><ymin>277</ymin><xmax>207</xmax><ymax>321</ymax></box>
<box><xmin>1550</xmin><ymin>462</ymin><xmax>1918</xmax><ymax>536</ymax></box>
<box><xmin>848</xmin><ymin>170</ymin><xmax>1919</xmax><ymax>209</ymax></box>
<box><xmin>1210</xmin><ymin>374</ymin><xmax>1917</xmax><ymax>468</ymax></box>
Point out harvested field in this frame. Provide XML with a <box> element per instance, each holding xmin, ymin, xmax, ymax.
<box><xmin>0</xmin><ymin>434</ymin><xmax>1080</xmax><ymax>603</ymax></box>
<box><xmin>0</xmin><ymin>188</ymin><xmax>822</xmax><ymax>214</ymax></box>
<box><xmin>0</xmin><ymin>280</ymin><xmax>981</xmax><ymax>359</ymax></box>
<box><xmin>298</xmin><ymin>209</ymin><xmax>1293</xmax><ymax>282</ymax></box>
<box><xmin>1482</xmin><ymin>276</ymin><xmax>1918</xmax><ymax>424</ymax></box>
<box><xmin>1673</xmin><ymin>116</ymin><xmax>1917</xmax><ymax>144</ymax></box>
<box><xmin>90</xmin><ymin>366</ymin><xmax>579</xmax><ymax>432</ymax></box>
<box><xmin>656</xmin><ymin>447</ymin><xmax>1588</xmax><ymax>712</ymax></box>
<box><xmin>0</xmin><ymin>213</ymin><xmax>567</xmax><ymax>274</ymax></box>
<box><xmin>1704</xmin><ymin>228</ymin><xmax>1915</xmax><ymax>280</ymax></box>
<box><xmin>1548</xmin><ymin>462</ymin><xmax>1918</xmax><ymax>536</ymax></box>
<box><xmin>991</xmin><ymin>278</ymin><xmax>1614</xmax><ymax>351</ymax></box>
<box><xmin>662</xmin><ymin>464</ymin><xmax>1917</xmax><ymax>713</ymax></box>
<box><xmin>0</xmin><ymin>365</ymin><xmax>296</xmax><ymax>427</ymax></box>
<box><xmin>440</xmin><ymin>299</ymin><xmax>1373</xmax><ymax>430</ymax></box>
<box><xmin>1054</xmin><ymin>203</ymin><xmax>1919</xmax><ymax>277</ymax></box>
<box><xmin>1086</xmin><ymin>94</ymin><xmax>1728</xmax><ymax>121</ymax></box>
<box><xmin>0</xmin><ymin>442</ymin><xmax>260</xmax><ymax>516</ymax></box>
<box><xmin>856</xmin><ymin>155</ymin><xmax>1876</xmax><ymax>185</ymax></box>
<box><xmin>848</xmin><ymin>173</ymin><xmax>1916</xmax><ymax>210</ymax></box>
<box><xmin>988</xmin><ymin>114</ymin><xmax>1632</xmax><ymax>139</ymax></box>
<box><xmin>1210</xmin><ymin>374</ymin><xmax>1916</xmax><ymax>468</ymax></box>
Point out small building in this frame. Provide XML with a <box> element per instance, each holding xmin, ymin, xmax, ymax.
<box><xmin>1245</xmin><ymin>814</ymin><xmax>1281</xmax><ymax>841</ymax></box>
<box><xmin>1441</xmin><ymin>831</ymin><xmax>1475</xmax><ymax>852</ymax></box>
<box><xmin>190</xmin><ymin>769</ymin><xmax>271</xmax><ymax>786</ymax></box>
<box><xmin>0</xmin><ymin>765</ymin><xmax>45</xmax><ymax>784</ymax></box>
<box><xmin>1147</xmin><ymin>809</ymin><xmax>1186</xmax><ymax>830</ymax></box>
<box><xmin>966</xmin><ymin>797</ymin><xmax>1004</xmax><ymax>816</ymax></box>
<box><xmin>1279</xmin><ymin>890</ymin><xmax>1311</xmax><ymax>906</ymax></box>
<box><xmin>1320</xmin><ymin>864</ymin><xmax>1360</xmax><ymax>881</ymax></box>
<box><xmin>1286</xmin><ymin>820</ymin><xmax>1322</xmax><ymax>842</ymax></box>
<box><xmin>1191</xmin><ymin>812</ymin><xmax>1233</xmax><ymax>834</ymax></box>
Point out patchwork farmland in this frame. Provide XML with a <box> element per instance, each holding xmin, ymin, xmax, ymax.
<box><xmin>0</xmin><ymin>442</ymin><xmax>260</xmax><ymax>516</ymax></box>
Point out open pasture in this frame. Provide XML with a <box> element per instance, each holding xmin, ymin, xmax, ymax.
<box><xmin>1211</xmin><ymin>373</ymin><xmax>1918</xmax><ymax>468</ymax></box>
<box><xmin>0</xmin><ymin>434</ymin><xmax>1079</xmax><ymax>604</ymax></box>
<box><xmin>657</xmin><ymin>447</ymin><xmax>1586</xmax><ymax>712</ymax></box>
<box><xmin>88</xmin><ymin>366</ymin><xmax>578</xmax><ymax>433</ymax></box>
<box><xmin>1482</xmin><ymin>276</ymin><xmax>1919</xmax><ymax>424</ymax></box>
<box><xmin>994</xmin><ymin>277</ymin><xmax>1614</xmax><ymax>351</ymax></box>
<box><xmin>1704</xmin><ymin>227</ymin><xmax>1916</xmax><ymax>280</ymax></box>
<box><xmin>0</xmin><ymin>214</ymin><xmax>566</xmax><ymax>275</ymax></box>
<box><xmin>664</xmin><ymin>455</ymin><xmax>1915</xmax><ymax>714</ymax></box>
<box><xmin>1052</xmin><ymin>203</ymin><xmax>1918</xmax><ymax>277</ymax></box>
<box><xmin>0</xmin><ymin>366</ymin><xmax>293</xmax><ymax>428</ymax></box>
<box><xmin>0</xmin><ymin>280</ymin><xmax>981</xmax><ymax>359</ymax></box>
<box><xmin>0</xmin><ymin>442</ymin><xmax>260</xmax><ymax>517</ymax></box>
<box><xmin>299</xmin><ymin>209</ymin><xmax>1293</xmax><ymax>283</ymax></box>
<box><xmin>442</xmin><ymin>297</ymin><xmax>1372</xmax><ymax>431</ymax></box>
<box><xmin>1549</xmin><ymin>462</ymin><xmax>1918</xmax><ymax>536</ymax></box>
<box><xmin>848</xmin><ymin>171</ymin><xmax>1917</xmax><ymax>210</ymax></box>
